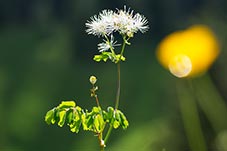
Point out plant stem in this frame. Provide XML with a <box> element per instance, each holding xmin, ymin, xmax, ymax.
<box><xmin>114</xmin><ymin>36</ymin><xmax>126</xmax><ymax>109</ymax></box>
<box><xmin>91</xmin><ymin>84</ymin><xmax>102</xmax><ymax>108</ymax></box>
<box><xmin>120</xmin><ymin>36</ymin><xmax>127</xmax><ymax>57</ymax></box>
<box><xmin>176</xmin><ymin>80</ymin><xmax>207</xmax><ymax>151</ymax></box>
<box><xmin>104</xmin><ymin>125</ymin><xmax>113</xmax><ymax>144</ymax></box>
<box><xmin>98</xmin><ymin>133</ymin><xmax>105</xmax><ymax>151</ymax></box>
<box><xmin>94</xmin><ymin>92</ymin><xmax>101</xmax><ymax>108</ymax></box>
<box><xmin>104</xmin><ymin>63</ymin><xmax>121</xmax><ymax>144</ymax></box>
<box><xmin>115</xmin><ymin>63</ymin><xmax>121</xmax><ymax>109</ymax></box>
<box><xmin>103</xmin><ymin>36</ymin><xmax>126</xmax><ymax>144</ymax></box>
<box><xmin>100</xmin><ymin>145</ymin><xmax>105</xmax><ymax>151</ymax></box>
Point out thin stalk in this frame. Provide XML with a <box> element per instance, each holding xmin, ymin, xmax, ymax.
<box><xmin>114</xmin><ymin>36</ymin><xmax>126</xmax><ymax>109</ymax></box>
<box><xmin>94</xmin><ymin>93</ymin><xmax>101</xmax><ymax>108</ymax></box>
<box><xmin>92</xmin><ymin>84</ymin><xmax>101</xmax><ymax>108</ymax></box>
<box><xmin>120</xmin><ymin>36</ymin><xmax>127</xmax><ymax>57</ymax></box>
<box><xmin>104</xmin><ymin>36</ymin><xmax>126</xmax><ymax>144</ymax></box>
<box><xmin>104</xmin><ymin>125</ymin><xmax>113</xmax><ymax>144</ymax></box>
<box><xmin>104</xmin><ymin>63</ymin><xmax>120</xmax><ymax>144</ymax></box>
<box><xmin>115</xmin><ymin>63</ymin><xmax>121</xmax><ymax>109</ymax></box>
<box><xmin>115</xmin><ymin>36</ymin><xmax>126</xmax><ymax>109</ymax></box>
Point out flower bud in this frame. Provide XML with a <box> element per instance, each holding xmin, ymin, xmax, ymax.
<box><xmin>89</xmin><ymin>76</ymin><xmax>97</xmax><ymax>85</ymax></box>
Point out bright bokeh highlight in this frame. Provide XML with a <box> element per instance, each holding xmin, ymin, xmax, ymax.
<box><xmin>168</xmin><ymin>54</ymin><xmax>192</xmax><ymax>78</ymax></box>
<box><xmin>157</xmin><ymin>25</ymin><xmax>220</xmax><ymax>77</ymax></box>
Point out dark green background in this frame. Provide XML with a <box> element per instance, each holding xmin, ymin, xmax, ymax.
<box><xmin>1</xmin><ymin>0</ymin><xmax>227</xmax><ymax>150</ymax></box>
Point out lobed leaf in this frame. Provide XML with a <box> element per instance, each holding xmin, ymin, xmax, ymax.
<box><xmin>58</xmin><ymin>110</ymin><xmax>67</xmax><ymax>127</ymax></box>
<box><xmin>45</xmin><ymin>108</ymin><xmax>55</xmax><ymax>125</ymax></box>
<box><xmin>93</xmin><ymin>114</ymin><xmax>105</xmax><ymax>133</ymax></box>
<box><xmin>118</xmin><ymin>111</ymin><xmax>129</xmax><ymax>129</ymax></box>
<box><xmin>57</xmin><ymin>101</ymin><xmax>76</xmax><ymax>109</ymax></box>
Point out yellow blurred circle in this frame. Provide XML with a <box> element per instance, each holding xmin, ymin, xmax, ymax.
<box><xmin>156</xmin><ymin>25</ymin><xmax>220</xmax><ymax>78</ymax></box>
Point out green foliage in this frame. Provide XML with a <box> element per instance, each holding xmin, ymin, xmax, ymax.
<box><xmin>45</xmin><ymin>101</ymin><xmax>129</xmax><ymax>134</ymax></box>
<box><xmin>104</xmin><ymin>107</ymin><xmax>129</xmax><ymax>129</ymax></box>
<box><xmin>93</xmin><ymin>52</ymin><xmax>125</xmax><ymax>63</ymax></box>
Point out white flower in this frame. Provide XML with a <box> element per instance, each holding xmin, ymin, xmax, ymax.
<box><xmin>97</xmin><ymin>35</ymin><xmax>120</xmax><ymax>52</ymax></box>
<box><xmin>86</xmin><ymin>6</ymin><xmax>149</xmax><ymax>37</ymax></box>
<box><xmin>113</xmin><ymin>7</ymin><xmax>149</xmax><ymax>36</ymax></box>
<box><xmin>85</xmin><ymin>10</ymin><xmax>114</xmax><ymax>36</ymax></box>
<box><xmin>132</xmin><ymin>13</ymin><xmax>149</xmax><ymax>33</ymax></box>
<box><xmin>112</xmin><ymin>9</ymin><xmax>133</xmax><ymax>34</ymax></box>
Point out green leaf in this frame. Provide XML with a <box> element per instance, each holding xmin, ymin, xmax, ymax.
<box><xmin>105</xmin><ymin>108</ymin><xmax>129</xmax><ymax>130</ymax></box>
<box><xmin>81</xmin><ymin>112</ymin><xmax>94</xmax><ymax>131</ymax></box>
<box><xmin>113</xmin><ymin>110</ymin><xmax>121</xmax><ymax>129</ymax></box>
<box><xmin>70</xmin><ymin>120</ymin><xmax>81</xmax><ymax>133</ymax></box>
<box><xmin>92</xmin><ymin>106</ymin><xmax>101</xmax><ymax>113</ymax></box>
<box><xmin>58</xmin><ymin>101</ymin><xmax>76</xmax><ymax>109</ymax></box>
<box><xmin>70</xmin><ymin>114</ymin><xmax>82</xmax><ymax>133</ymax></box>
<box><xmin>93</xmin><ymin>55</ymin><xmax>104</xmax><ymax>62</ymax></box>
<box><xmin>93</xmin><ymin>52</ymin><xmax>117</xmax><ymax>62</ymax></box>
<box><xmin>116</xmin><ymin>55</ymin><xmax>126</xmax><ymax>62</ymax></box>
<box><xmin>119</xmin><ymin>111</ymin><xmax>129</xmax><ymax>129</ymax></box>
<box><xmin>58</xmin><ymin>110</ymin><xmax>67</xmax><ymax>127</ymax></box>
<box><xmin>66</xmin><ymin>109</ymin><xmax>74</xmax><ymax>124</ymax></box>
<box><xmin>113</xmin><ymin>120</ymin><xmax>120</xmax><ymax>129</ymax></box>
<box><xmin>45</xmin><ymin>108</ymin><xmax>55</xmax><ymax>125</ymax></box>
<box><xmin>93</xmin><ymin>114</ymin><xmax>105</xmax><ymax>133</ymax></box>
<box><xmin>81</xmin><ymin>114</ymin><xmax>88</xmax><ymax>130</ymax></box>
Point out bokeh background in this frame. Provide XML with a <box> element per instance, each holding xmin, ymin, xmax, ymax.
<box><xmin>1</xmin><ymin>0</ymin><xmax>227</xmax><ymax>151</ymax></box>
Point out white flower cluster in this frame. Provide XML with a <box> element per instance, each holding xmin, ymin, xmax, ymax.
<box><xmin>86</xmin><ymin>6</ymin><xmax>149</xmax><ymax>37</ymax></box>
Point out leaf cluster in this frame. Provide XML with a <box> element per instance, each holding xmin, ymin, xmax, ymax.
<box><xmin>93</xmin><ymin>52</ymin><xmax>125</xmax><ymax>63</ymax></box>
<box><xmin>45</xmin><ymin>101</ymin><xmax>129</xmax><ymax>134</ymax></box>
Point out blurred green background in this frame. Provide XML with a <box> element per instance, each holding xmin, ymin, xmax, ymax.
<box><xmin>1</xmin><ymin>0</ymin><xmax>227</xmax><ymax>151</ymax></box>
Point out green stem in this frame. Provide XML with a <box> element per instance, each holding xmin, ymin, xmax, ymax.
<box><xmin>120</xmin><ymin>36</ymin><xmax>127</xmax><ymax>57</ymax></box>
<box><xmin>104</xmin><ymin>36</ymin><xmax>126</xmax><ymax>144</ymax></box>
<box><xmin>100</xmin><ymin>146</ymin><xmax>105</xmax><ymax>151</ymax></box>
<box><xmin>95</xmin><ymin>95</ymin><xmax>101</xmax><ymax>107</ymax></box>
<box><xmin>98</xmin><ymin>133</ymin><xmax>105</xmax><ymax>151</ymax></box>
<box><xmin>115</xmin><ymin>63</ymin><xmax>121</xmax><ymax>109</ymax></box>
<box><xmin>176</xmin><ymin>80</ymin><xmax>207</xmax><ymax>151</ymax></box>
<box><xmin>104</xmin><ymin>125</ymin><xmax>113</xmax><ymax>144</ymax></box>
<box><xmin>104</xmin><ymin>63</ymin><xmax>121</xmax><ymax>144</ymax></box>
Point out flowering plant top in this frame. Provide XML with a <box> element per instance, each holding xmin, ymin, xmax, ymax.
<box><xmin>85</xmin><ymin>6</ymin><xmax>149</xmax><ymax>63</ymax></box>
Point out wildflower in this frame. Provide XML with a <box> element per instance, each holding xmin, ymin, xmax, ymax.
<box><xmin>132</xmin><ymin>13</ymin><xmax>149</xmax><ymax>33</ymax></box>
<box><xmin>156</xmin><ymin>25</ymin><xmax>220</xmax><ymax>78</ymax></box>
<box><xmin>86</xmin><ymin>6</ymin><xmax>149</xmax><ymax>37</ymax></box>
<box><xmin>85</xmin><ymin>10</ymin><xmax>115</xmax><ymax>36</ymax></box>
<box><xmin>98</xmin><ymin>35</ymin><xmax>120</xmax><ymax>52</ymax></box>
<box><xmin>113</xmin><ymin>7</ymin><xmax>149</xmax><ymax>37</ymax></box>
